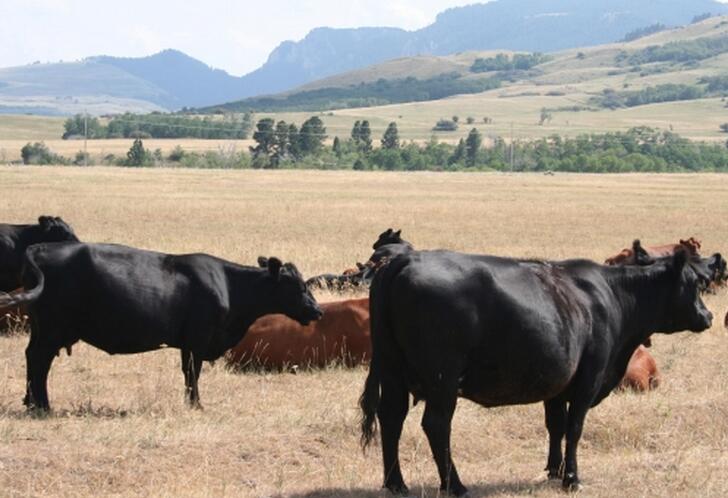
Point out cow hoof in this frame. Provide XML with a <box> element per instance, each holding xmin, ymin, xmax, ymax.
<box><xmin>547</xmin><ymin>469</ymin><xmax>561</xmax><ymax>480</ymax></box>
<box><xmin>562</xmin><ymin>473</ymin><xmax>581</xmax><ymax>492</ymax></box>
<box><xmin>441</xmin><ymin>484</ymin><xmax>469</xmax><ymax>497</ymax></box>
<box><xmin>384</xmin><ymin>483</ymin><xmax>409</xmax><ymax>496</ymax></box>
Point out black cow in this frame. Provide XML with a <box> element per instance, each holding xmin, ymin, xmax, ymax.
<box><xmin>0</xmin><ymin>216</ymin><xmax>78</xmax><ymax>292</ymax></box>
<box><xmin>0</xmin><ymin>242</ymin><xmax>322</xmax><ymax>411</ymax></box>
<box><xmin>368</xmin><ymin>228</ymin><xmax>413</xmax><ymax>265</ymax></box>
<box><xmin>360</xmin><ymin>249</ymin><xmax>712</xmax><ymax>495</ymax></box>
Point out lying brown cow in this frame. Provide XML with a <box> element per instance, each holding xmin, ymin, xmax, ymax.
<box><xmin>605</xmin><ymin>237</ymin><xmax>701</xmax><ymax>265</ymax></box>
<box><xmin>226</xmin><ymin>297</ymin><xmax>370</xmax><ymax>370</ymax></box>
<box><xmin>618</xmin><ymin>345</ymin><xmax>661</xmax><ymax>392</ymax></box>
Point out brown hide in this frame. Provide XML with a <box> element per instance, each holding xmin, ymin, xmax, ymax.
<box><xmin>226</xmin><ymin>297</ymin><xmax>370</xmax><ymax>370</ymax></box>
<box><xmin>618</xmin><ymin>345</ymin><xmax>660</xmax><ymax>392</ymax></box>
<box><xmin>605</xmin><ymin>237</ymin><xmax>701</xmax><ymax>265</ymax></box>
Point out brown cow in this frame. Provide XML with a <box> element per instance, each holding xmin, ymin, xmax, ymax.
<box><xmin>226</xmin><ymin>297</ymin><xmax>370</xmax><ymax>370</ymax></box>
<box><xmin>618</xmin><ymin>345</ymin><xmax>660</xmax><ymax>392</ymax></box>
<box><xmin>605</xmin><ymin>237</ymin><xmax>701</xmax><ymax>265</ymax></box>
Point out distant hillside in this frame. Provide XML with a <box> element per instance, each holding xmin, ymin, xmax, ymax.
<box><xmin>0</xmin><ymin>50</ymin><xmax>247</xmax><ymax>115</ymax></box>
<box><xmin>204</xmin><ymin>15</ymin><xmax>728</xmax><ymax>113</ymax></box>
<box><xmin>232</xmin><ymin>0</ymin><xmax>728</xmax><ymax>98</ymax></box>
<box><xmin>2</xmin><ymin>0</ymin><xmax>727</xmax><ymax>115</ymax></box>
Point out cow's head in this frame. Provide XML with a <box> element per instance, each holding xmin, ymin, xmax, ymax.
<box><xmin>258</xmin><ymin>256</ymin><xmax>323</xmax><ymax>326</ymax></box>
<box><xmin>679</xmin><ymin>237</ymin><xmax>702</xmax><ymax>255</ymax></box>
<box><xmin>38</xmin><ymin>216</ymin><xmax>79</xmax><ymax>243</ymax></box>
<box><xmin>373</xmin><ymin>228</ymin><xmax>403</xmax><ymax>250</ymax></box>
<box><xmin>660</xmin><ymin>251</ymin><xmax>713</xmax><ymax>333</ymax></box>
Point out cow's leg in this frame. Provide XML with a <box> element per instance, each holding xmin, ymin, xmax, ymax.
<box><xmin>562</xmin><ymin>398</ymin><xmax>592</xmax><ymax>491</ymax></box>
<box><xmin>24</xmin><ymin>334</ymin><xmax>57</xmax><ymax>411</ymax></box>
<box><xmin>378</xmin><ymin>371</ymin><xmax>409</xmax><ymax>495</ymax></box>
<box><xmin>544</xmin><ymin>398</ymin><xmax>567</xmax><ymax>479</ymax></box>
<box><xmin>421</xmin><ymin>392</ymin><xmax>467</xmax><ymax>497</ymax></box>
<box><xmin>181</xmin><ymin>349</ymin><xmax>203</xmax><ymax>409</ymax></box>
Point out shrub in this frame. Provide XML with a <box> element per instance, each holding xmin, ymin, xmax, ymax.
<box><xmin>433</xmin><ymin>119</ymin><xmax>458</xmax><ymax>132</ymax></box>
<box><xmin>20</xmin><ymin>142</ymin><xmax>66</xmax><ymax>165</ymax></box>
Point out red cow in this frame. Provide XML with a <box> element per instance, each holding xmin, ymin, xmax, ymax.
<box><xmin>227</xmin><ymin>297</ymin><xmax>370</xmax><ymax>370</ymax></box>
<box><xmin>618</xmin><ymin>345</ymin><xmax>660</xmax><ymax>392</ymax></box>
<box><xmin>605</xmin><ymin>237</ymin><xmax>701</xmax><ymax>265</ymax></box>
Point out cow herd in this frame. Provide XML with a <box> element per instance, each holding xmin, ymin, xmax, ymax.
<box><xmin>1</xmin><ymin>217</ymin><xmax>727</xmax><ymax>495</ymax></box>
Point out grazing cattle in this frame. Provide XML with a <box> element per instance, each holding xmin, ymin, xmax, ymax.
<box><xmin>611</xmin><ymin>241</ymin><xmax>726</xmax><ymax>291</ymax></box>
<box><xmin>605</xmin><ymin>237</ymin><xmax>701</xmax><ymax>265</ymax></box>
<box><xmin>0</xmin><ymin>216</ymin><xmax>78</xmax><ymax>292</ymax></box>
<box><xmin>305</xmin><ymin>229</ymin><xmax>414</xmax><ymax>292</ymax></box>
<box><xmin>226</xmin><ymin>297</ymin><xmax>370</xmax><ymax>370</ymax></box>
<box><xmin>618</xmin><ymin>345</ymin><xmax>660</xmax><ymax>392</ymax></box>
<box><xmin>360</xmin><ymin>249</ymin><xmax>712</xmax><ymax>495</ymax></box>
<box><xmin>0</xmin><ymin>243</ymin><xmax>322</xmax><ymax>411</ymax></box>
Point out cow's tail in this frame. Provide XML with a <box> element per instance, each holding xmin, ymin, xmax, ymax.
<box><xmin>359</xmin><ymin>254</ymin><xmax>409</xmax><ymax>451</ymax></box>
<box><xmin>0</xmin><ymin>248</ymin><xmax>44</xmax><ymax>308</ymax></box>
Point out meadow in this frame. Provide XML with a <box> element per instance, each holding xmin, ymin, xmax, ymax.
<box><xmin>0</xmin><ymin>166</ymin><xmax>727</xmax><ymax>497</ymax></box>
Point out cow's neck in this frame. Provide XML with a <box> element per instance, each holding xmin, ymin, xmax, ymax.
<box><xmin>611</xmin><ymin>265</ymin><xmax>672</xmax><ymax>352</ymax></box>
<box><xmin>226</xmin><ymin>269</ymin><xmax>274</xmax><ymax>330</ymax></box>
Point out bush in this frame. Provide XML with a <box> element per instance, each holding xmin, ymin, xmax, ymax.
<box><xmin>20</xmin><ymin>142</ymin><xmax>66</xmax><ymax>165</ymax></box>
<box><xmin>433</xmin><ymin>119</ymin><xmax>458</xmax><ymax>132</ymax></box>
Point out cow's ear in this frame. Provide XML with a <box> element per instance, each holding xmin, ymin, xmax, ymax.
<box><xmin>38</xmin><ymin>216</ymin><xmax>52</xmax><ymax>229</ymax></box>
<box><xmin>394</xmin><ymin>229</ymin><xmax>402</xmax><ymax>238</ymax></box>
<box><xmin>257</xmin><ymin>256</ymin><xmax>268</xmax><ymax>268</ymax></box>
<box><xmin>266</xmin><ymin>257</ymin><xmax>282</xmax><ymax>278</ymax></box>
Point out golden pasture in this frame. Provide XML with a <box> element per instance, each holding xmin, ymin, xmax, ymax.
<box><xmin>0</xmin><ymin>166</ymin><xmax>727</xmax><ymax>497</ymax></box>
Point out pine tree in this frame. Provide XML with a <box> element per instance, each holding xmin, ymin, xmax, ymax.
<box><xmin>381</xmin><ymin>122</ymin><xmax>400</xmax><ymax>150</ymax></box>
<box><xmin>465</xmin><ymin>128</ymin><xmax>482</xmax><ymax>166</ymax></box>
<box><xmin>299</xmin><ymin>116</ymin><xmax>326</xmax><ymax>155</ymax></box>
<box><xmin>249</xmin><ymin>118</ymin><xmax>276</xmax><ymax>163</ymax></box>
<box><xmin>359</xmin><ymin>120</ymin><xmax>373</xmax><ymax>153</ymax></box>
<box><xmin>126</xmin><ymin>138</ymin><xmax>147</xmax><ymax>166</ymax></box>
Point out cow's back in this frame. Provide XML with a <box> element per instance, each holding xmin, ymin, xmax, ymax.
<box><xmin>27</xmin><ymin>243</ymin><xmax>198</xmax><ymax>353</ymax></box>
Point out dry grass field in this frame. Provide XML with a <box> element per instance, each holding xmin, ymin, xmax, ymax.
<box><xmin>0</xmin><ymin>166</ymin><xmax>727</xmax><ymax>497</ymax></box>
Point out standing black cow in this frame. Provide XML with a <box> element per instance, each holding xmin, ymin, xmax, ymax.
<box><xmin>360</xmin><ymin>249</ymin><xmax>712</xmax><ymax>495</ymax></box>
<box><xmin>0</xmin><ymin>242</ymin><xmax>322</xmax><ymax>411</ymax></box>
<box><xmin>0</xmin><ymin>216</ymin><xmax>78</xmax><ymax>292</ymax></box>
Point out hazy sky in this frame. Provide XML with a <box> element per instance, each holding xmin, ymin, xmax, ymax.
<box><xmin>0</xmin><ymin>0</ymin><xmax>480</xmax><ymax>76</ymax></box>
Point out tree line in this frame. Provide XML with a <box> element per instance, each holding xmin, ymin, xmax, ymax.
<box><xmin>201</xmin><ymin>73</ymin><xmax>502</xmax><ymax>113</ymax></box>
<box><xmin>470</xmin><ymin>53</ymin><xmax>549</xmax><ymax>73</ymax></box>
<box><xmin>62</xmin><ymin>112</ymin><xmax>254</xmax><ymax>140</ymax></box>
<box><xmin>22</xmin><ymin>121</ymin><xmax>728</xmax><ymax>173</ymax></box>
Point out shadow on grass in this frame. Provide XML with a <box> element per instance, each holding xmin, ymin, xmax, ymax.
<box><xmin>0</xmin><ymin>401</ymin><xmax>132</xmax><ymax>420</ymax></box>
<box><xmin>284</xmin><ymin>478</ymin><xmax>558</xmax><ymax>498</ymax></box>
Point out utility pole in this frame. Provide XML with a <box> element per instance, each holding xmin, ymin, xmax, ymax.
<box><xmin>83</xmin><ymin>110</ymin><xmax>88</xmax><ymax>167</ymax></box>
<box><xmin>509</xmin><ymin>121</ymin><xmax>514</xmax><ymax>172</ymax></box>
